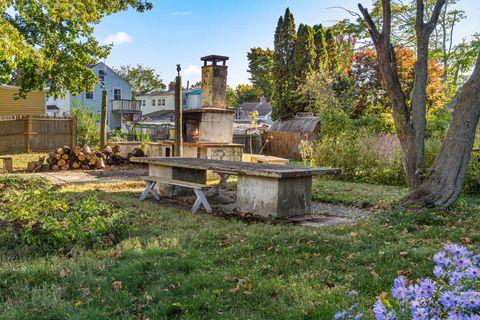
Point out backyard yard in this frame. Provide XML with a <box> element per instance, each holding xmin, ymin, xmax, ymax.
<box><xmin>1</xmin><ymin>173</ymin><xmax>478</xmax><ymax>319</ymax></box>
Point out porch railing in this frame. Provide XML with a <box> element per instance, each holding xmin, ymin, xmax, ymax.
<box><xmin>111</xmin><ymin>99</ymin><xmax>142</xmax><ymax>112</ymax></box>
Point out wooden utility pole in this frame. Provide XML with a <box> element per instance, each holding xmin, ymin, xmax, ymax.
<box><xmin>100</xmin><ymin>89</ymin><xmax>107</xmax><ymax>148</ymax></box>
<box><xmin>174</xmin><ymin>64</ymin><xmax>183</xmax><ymax>157</ymax></box>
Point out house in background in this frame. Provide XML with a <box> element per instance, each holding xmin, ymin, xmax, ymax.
<box><xmin>138</xmin><ymin>84</ymin><xmax>203</xmax><ymax>121</ymax></box>
<box><xmin>236</xmin><ymin>96</ymin><xmax>273</xmax><ymax>124</ymax></box>
<box><xmin>0</xmin><ymin>85</ymin><xmax>46</xmax><ymax>116</ymax></box>
<box><xmin>46</xmin><ymin>62</ymin><xmax>140</xmax><ymax>130</ymax></box>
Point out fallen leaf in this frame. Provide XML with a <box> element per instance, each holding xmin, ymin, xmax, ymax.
<box><xmin>112</xmin><ymin>280</ymin><xmax>122</xmax><ymax>291</ymax></box>
<box><xmin>400</xmin><ymin>251</ymin><xmax>409</xmax><ymax>257</ymax></box>
<box><xmin>60</xmin><ymin>266</ymin><xmax>71</xmax><ymax>278</ymax></box>
<box><xmin>370</xmin><ymin>271</ymin><xmax>380</xmax><ymax>279</ymax></box>
<box><xmin>325</xmin><ymin>256</ymin><xmax>332</xmax><ymax>262</ymax></box>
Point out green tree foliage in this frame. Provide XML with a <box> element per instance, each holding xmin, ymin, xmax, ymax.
<box><xmin>325</xmin><ymin>29</ymin><xmax>339</xmax><ymax>76</ymax></box>
<box><xmin>291</xmin><ymin>24</ymin><xmax>316</xmax><ymax>112</ymax></box>
<box><xmin>114</xmin><ymin>64</ymin><xmax>165</xmax><ymax>98</ymax></box>
<box><xmin>236</xmin><ymin>84</ymin><xmax>260</xmax><ymax>104</ymax></box>
<box><xmin>226</xmin><ymin>86</ymin><xmax>239</xmax><ymax>107</ymax></box>
<box><xmin>272</xmin><ymin>8</ymin><xmax>297</xmax><ymax>119</ymax></box>
<box><xmin>71</xmin><ymin>104</ymin><xmax>100</xmax><ymax>148</ymax></box>
<box><xmin>247</xmin><ymin>48</ymin><xmax>274</xmax><ymax>100</ymax></box>
<box><xmin>313</xmin><ymin>26</ymin><xmax>328</xmax><ymax>71</ymax></box>
<box><xmin>1</xmin><ymin>0</ymin><xmax>152</xmax><ymax>98</ymax></box>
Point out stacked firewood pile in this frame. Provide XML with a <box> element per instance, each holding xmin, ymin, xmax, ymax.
<box><xmin>27</xmin><ymin>145</ymin><xmax>145</xmax><ymax>172</ymax></box>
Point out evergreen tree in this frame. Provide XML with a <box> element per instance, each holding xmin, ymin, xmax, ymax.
<box><xmin>325</xmin><ymin>29</ymin><xmax>339</xmax><ymax>75</ymax></box>
<box><xmin>272</xmin><ymin>8</ymin><xmax>296</xmax><ymax>119</ymax></box>
<box><xmin>291</xmin><ymin>24</ymin><xmax>316</xmax><ymax>112</ymax></box>
<box><xmin>314</xmin><ymin>28</ymin><xmax>328</xmax><ymax>71</ymax></box>
<box><xmin>247</xmin><ymin>48</ymin><xmax>274</xmax><ymax>100</ymax></box>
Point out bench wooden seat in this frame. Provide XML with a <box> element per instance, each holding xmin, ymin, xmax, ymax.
<box><xmin>140</xmin><ymin>176</ymin><xmax>212</xmax><ymax>214</ymax></box>
<box><xmin>0</xmin><ymin>156</ymin><xmax>13</xmax><ymax>172</ymax></box>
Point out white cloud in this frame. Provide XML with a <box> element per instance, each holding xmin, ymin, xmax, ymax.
<box><xmin>101</xmin><ymin>32</ymin><xmax>132</xmax><ymax>46</ymax></box>
<box><xmin>181</xmin><ymin>65</ymin><xmax>201</xmax><ymax>76</ymax></box>
<box><xmin>172</xmin><ymin>11</ymin><xmax>192</xmax><ymax>16</ymax></box>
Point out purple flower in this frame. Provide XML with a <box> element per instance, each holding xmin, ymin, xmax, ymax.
<box><xmin>433</xmin><ymin>266</ymin><xmax>446</xmax><ymax>278</ymax></box>
<box><xmin>434</xmin><ymin>251</ymin><xmax>448</xmax><ymax>266</ymax></box>
<box><xmin>410</xmin><ymin>307</ymin><xmax>429</xmax><ymax>320</ymax></box>
<box><xmin>373</xmin><ymin>301</ymin><xmax>391</xmax><ymax>320</ymax></box>
<box><xmin>466</xmin><ymin>267</ymin><xmax>480</xmax><ymax>280</ymax></box>
<box><xmin>334</xmin><ymin>310</ymin><xmax>348</xmax><ymax>319</ymax></box>
<box><xmin>439</xmin><ymin>291</ymin><xmax>457</xmax><ymax>309</ymax></box>
<box><xmin>444</xmin><ymin>244</ymin><xmax>469</xmax><ymax>257</ymax></box>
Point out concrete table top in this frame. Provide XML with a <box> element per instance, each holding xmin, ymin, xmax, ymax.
<box><xmin>131</xmin><ymin>157</ymin><xmax>340</xmax><ymax>179</ymax></box>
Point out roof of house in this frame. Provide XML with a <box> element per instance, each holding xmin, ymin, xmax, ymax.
<box><xmin>238</xmin><ymin>101</ymin><xmax>272</xmax><ymax>117</ymax></box>
<box><xmin>139</xmin><ymin>90</ymin><xmax>175</xmax><ymax>98</ymax></box>
<box><xmin>269</xmin><ymin>115</ymin><xmax>320</xmax><ymax>134</ymax></box>
<box><xmin>185</xmin><ymin>89</ymin><xmax>202</xmax><ymax>95</ymax></box>
<box><xmin>142</xmin><ymin>110</ymin><xmax>175</xmax><ymax>121</ymax></box>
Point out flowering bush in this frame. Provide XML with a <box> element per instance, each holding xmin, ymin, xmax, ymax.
<box><xmin>335</xmin><ymin>243</ymin><xmax>480</xmax><ymax>319</ymax></box>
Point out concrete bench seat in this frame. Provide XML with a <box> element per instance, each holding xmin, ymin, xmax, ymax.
<box><xmin>0</xmin><ymin>156</ymin><xmax>13</xmax><ymax>172</ymax></box>
<box><xmin>140</xmin><ymin>176</ymin><xmax>212</xmax><ymax>214</ymax></box>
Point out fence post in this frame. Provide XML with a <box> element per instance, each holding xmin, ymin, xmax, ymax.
<box><xmin>70</xmin><ymin>117</ymin><xmax>77</xmax><ymax>147</ymax></box>
<box><xmin>25</xmin><ymin>115</ymin><xmax>32</xmax><ymax>153</ymax></box>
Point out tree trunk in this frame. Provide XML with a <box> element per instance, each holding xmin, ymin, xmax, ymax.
<box><xmin>403</xmin><ymin>52</ymin><xmax>480</xmax><ymax>209</ymax></box>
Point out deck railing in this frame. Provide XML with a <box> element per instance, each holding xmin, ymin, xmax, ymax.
<box><xmin>111</xmin><ymin>99</ymin><xmax>142</xmax><ymax>112</ymax></box>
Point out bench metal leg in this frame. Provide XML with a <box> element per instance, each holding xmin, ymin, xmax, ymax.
<box><xmin>140</xmin><ymin>180</ymin><xmax>160</xmax><ymax>201</ymax></box>
<box><xmin>192</xmin><ymin>189</ymin><xmax>212</xmax><ymax>214</ymax></box>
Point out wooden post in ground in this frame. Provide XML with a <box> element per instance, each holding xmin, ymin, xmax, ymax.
<box><xmin>25</xmin><ymin>115</ymin><xmax>32</xmax><ymax>153</ymax></box>
<box><xmin>174</xmin><ymin>64</ymin><xmax>183</xmax><ymax>157</ymax></box>
<box><xmin>70</xmin><ymin>117</ymin><xmax>77</xmax><ymax>147</ymax></box>
<box><xmin>100</xmin><ymin>89</ymin><xmax>107</xmax><ymax>148</ymax></box>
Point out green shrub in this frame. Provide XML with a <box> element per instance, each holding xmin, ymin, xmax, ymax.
<box><xmin>0</xmin><ymin>176</ymin><xmax>127</xmax><ymax>247</ymax></box>
<box><xmin>71</xmin><ymin>103</ymin><xmax>100</xmax><ymax>148</ymax></box>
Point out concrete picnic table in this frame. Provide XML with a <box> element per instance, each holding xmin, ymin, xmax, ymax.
<box><xmin>131</xmin><ymin>157</ymin><xmax>340</xmax><ymax>218</ymax></box>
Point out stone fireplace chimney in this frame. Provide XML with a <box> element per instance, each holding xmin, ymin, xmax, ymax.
<box><xmin>200</xmin><ymin>55</ymin><xmax>229</xmax><ymax>109</ymax></box>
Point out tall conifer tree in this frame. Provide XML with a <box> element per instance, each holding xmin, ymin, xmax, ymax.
<box><xmin>325</xmin><ymin>29</ymin><xmax>339</xmax><ymax>75</ymax></box>
<box><xmin>314</xmin><ymin>28</ymin><xmax>328</xmax><ymax>71</ymax></box>
<box><xmin>292</xmin><ymin>24</ymin><xmax>316</xmax><ymax>112</ymax></box>
<box><xmin>272</xmin><ymin>8</ymin><xmax>296</xmax><ymax>119</ymax></box>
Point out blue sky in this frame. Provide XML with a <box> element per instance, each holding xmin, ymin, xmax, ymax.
<box><xmin>94</xmin><ymin>0</ymin><xmax>480</xmax><ymax>88</ymax></box>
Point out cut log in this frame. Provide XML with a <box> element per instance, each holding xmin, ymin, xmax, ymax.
<box><xmin>78</xmin><ymin>153</ymin><xmax>86</xmax><ymax>161</ymax></box>
<box><xmin>72</xmin><ymin>162</ymin><xmax>81</xmax><ymax>169</ymax></box>
<box><xmin>55</xmin><ymin>153</ymin><xmax>62</xmax><ymax>160</ymax></box>
<box><xmin>60</xmin><ymin>164</ymin><xmax>70</xmax><ymax>170</ymax></box>
<box><xmin>61</xmin><ymin>154</ymin><xmax>69</xmax><ymax>160</ymax></box>
<box><xmin>84</xmin><ymin>145</ymin><xmax>92</xmax><ymax>154</ymax></box>
<box><xmin>57</xmin><ymin>159</ymin><xmax>67</xmax><ymax>167</ymax></box>
<box><xmin>73</xmin><ymin>146</ymin><xmax>82</xmax><ymax>155</ymax></box>
<box><xmin>95</xmin><ymin>157</ymin><xmax>105</xmax><ymax>169</ymax></box>
<box><xmin>81</xmin><ymin>164</ymin><xmax>91</xmax><ymax>170</ymax></box>
<box><xmin>56</xmin><ymin>148</ymin><xmax>64</xmax><ymax>155</ymax></box>
<box><xmin>51</xmin><ymin>164</ymin><xmax>60</xmax><ymax>171</ymax></box>
<box><xmin>41</xmin><ymin>164</ymin><xmax>50</xmax><ymax>171</ymax></box>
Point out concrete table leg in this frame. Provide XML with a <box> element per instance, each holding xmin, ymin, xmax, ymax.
<box><xmin>236</xmin><ymin>175</ymin><xmax>312</xmax><ymax>218</ymax></box>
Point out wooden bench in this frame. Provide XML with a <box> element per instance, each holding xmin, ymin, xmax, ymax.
<box><xmin>0</xmin><ymin>156</ymin><xmax>13</xmax><ymax>172</ymax></box>
<box><xmin>140</xmin><ymin>176</ymin><xmax>212</xmax><ymax>214</ymax></box>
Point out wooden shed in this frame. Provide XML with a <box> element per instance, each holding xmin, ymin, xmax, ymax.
<box><xmin>0</xmin><ymin>85</ymin><xmax>45</xmax><ymax>116</ymax></box>
<box><xmin>262</xmin><ymin>114</ymin><xmax>320</xmax><ymax>160</ymax></box>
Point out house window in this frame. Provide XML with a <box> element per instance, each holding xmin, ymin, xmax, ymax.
<box><xmin>99</xmin><ymin>69</ymin><xmax>106</xmax><ymax>82</ymax></box>
<box><xmin>161</xmin><ymin>99</ymin><xmax>166</xmax><ymax>106</ymax></box>
<box><xmin>152</xmin><ymin>99</ymin><xmax>156</xmax><ymax>106</ymax></box>
<box><xmin>142</xmin><ymin>100</ymin><xmax>145</xmax><ymax>107</ymax></box>
<box><xmin>85</xmin><ymin>92</ymin><xmax>93</xmax><ymax>100</ymax></box>
<box><xmin>113</xmin><ymin>88</ymin><xmax>121</xmax><ymax>100</ymax></box>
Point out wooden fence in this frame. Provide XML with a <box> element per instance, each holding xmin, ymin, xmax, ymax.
<box><xmin>261</xmin><ymin>131</ymin><xmax>314</xmax><ymax>160</ymax></box>
<box><xmin>0</xmin><ymin>115</ymin><xmax>76</xmax><ymax>154</ymax></box>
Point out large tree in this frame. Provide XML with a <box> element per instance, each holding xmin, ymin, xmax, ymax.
<box><xmin>358</xmin><ymin>0</ymin><xmax>446</xmax><ymax>188</ymax></box>
<box><xmin>403</xmin><ymin>52</ymin><xmax>480</xmax><ymax>208</ymax></box>
<box><xmin>291</xmin><ymin>24</ymin><xmax>316</xmax><ymax>112</ymax></box>
<box><xmin>272</xmin><ymin>8</ymin><xmax>297</xmax><ymax>119</ymax></box>
<box><xmin>1</xmin><ymin>0</ymin><xmax>152</xmax><ymax>97</ymax></box>
<box><xmin>247</xmin><ymin>48</ymin><xmax>274</xmax><ymax>100</ymax></box>
<box><xmin>114</xmin><ymin>64</ymin><xmax>165</xmax><ymax>98</ymax></box>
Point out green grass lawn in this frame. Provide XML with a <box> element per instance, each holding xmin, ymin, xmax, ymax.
<box><xmin>1</xmin><ymin>153</ymin><xmax>45</xmax><ymax>170</ymax></box>
<box><xmin>0</xmin><ymin>178</ymin><xmax>479</xmax><ymax>319</ymax></box>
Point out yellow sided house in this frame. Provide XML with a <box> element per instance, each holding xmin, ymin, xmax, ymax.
<box><xmin>0</xmin><ymin>85</ymin><xmax>45</xmax><ymax>116</ymax></box>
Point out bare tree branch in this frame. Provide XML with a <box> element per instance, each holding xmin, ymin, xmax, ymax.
<box><xmin>425</xmin><ymin>0</ymin><xmax>446</xmax><ymax>34</ymax></box>
<box><xmin>358</xmin><ymin>3</ymin><xmax>380</xmax><ymax>43</ymax></box>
